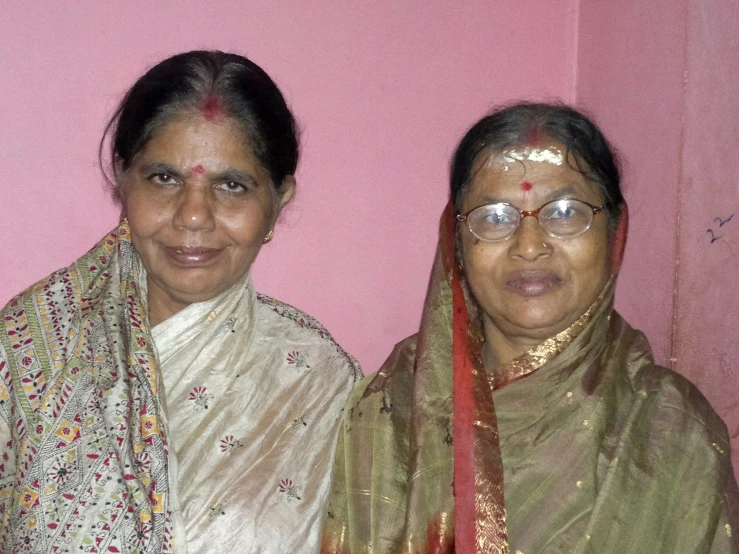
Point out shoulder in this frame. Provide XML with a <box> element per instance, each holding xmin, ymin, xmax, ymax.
<box><xmin>626</xmin><ymin>362</ymin><xmax>732</xmax><ymax>482</ymax></box>
<box><xmin>0</xmin><ymin>229</ymin><xmax>118</xmax><ymax>327</ymax></box>
<box><xmin>0</xmin><ymin>263</ymin><xmax>82</xmax><ymax>380</ymax></box>
<box><xmin>343</xmin><ymin>333</ymin><xmax>419</xmax><ymax>419</ymax></box>
<box><xmin>615</xmin><ymin>363</ymin><xmax>738</xmax><ymax>535</ymax></box>
<box><xmin>1</xmin><ymin>266</ymin><xmax>76</xmax><ymax>318</ymax></box>
<box><xmin>631</xmin><ymin>363</ymin><xmax>729</xmax><ymax>443</ymax></box>
<box><xmin>610</xmin><ymin>313</ymin><xmax>729</xmax><ymax>449</ymax></box>
<box><xmin>255</xmin><ymin>293</ymin><xmax>362</xmax><ymax>382</ymax></box>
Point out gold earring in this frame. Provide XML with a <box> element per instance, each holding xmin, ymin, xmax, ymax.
<box><xmin>263</xmin><ymin>230</ymin><xmax>274</xmax><ymax>244</ymax></box>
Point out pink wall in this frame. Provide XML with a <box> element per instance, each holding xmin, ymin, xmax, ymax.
<box><xmin>0</xmin><ymin>0</ymin><xmax>577</xmax><ymax>374</ymax></box>
<box><xmin>576</xmin><ymin>0</ymin><xmax>738</xmax><ymax>477</ymax></box>
<box><xmin>673</xmin><ymin>0</ymin><xmax>739</xmax><ymax>477</ymax></box>
<box><xmin>575</xmin><ymin>0</ymin><xmax>689</xmax><ymax>366</ymax></box>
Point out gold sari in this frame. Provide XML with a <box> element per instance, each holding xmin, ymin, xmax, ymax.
<box><xmin>321</xmin><ymin>204</ymin><xmax>738</xmax><ymax>553</ymax></box>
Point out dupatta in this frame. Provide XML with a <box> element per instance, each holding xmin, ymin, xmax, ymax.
<box><xmin>0</xmin><ymin>223</ymin><xmax>174</xmax><ymax>552</ymax></box>
<box><xmin>321</xmin><ymin>203</ymin><xmax>508</xmax><ymax>553</ymax></box>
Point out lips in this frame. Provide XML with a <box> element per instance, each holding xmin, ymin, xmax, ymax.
<box><xmin>505</xmin><ymin>269</ymin><xmax>563</xmax><ymax>297</ymax></box>
<box><xmin>163</xmin><ymin>245</ymin><xmax>222</xmax><ymax>266</ymax></box>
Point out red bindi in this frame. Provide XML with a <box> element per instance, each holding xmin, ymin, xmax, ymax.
<box><xmin>201</xmin><ymin>96</ymin><xmax>222</xmax><ymax>121</ymax></box>
<box><xmin>193</xmin><ymin>164</ymin><xmax>205</xmax><ymax>174</ymax></box>
<box><xmin>521</xmin><ymin>181</ymin><xmax>533</xmax><ymax>191</ymax></box>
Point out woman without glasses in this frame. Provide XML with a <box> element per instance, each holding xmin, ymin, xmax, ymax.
<box><xmin>322</xmin><ymin>102</ymin><xmax>738</xmax><ymax>553</ymax></box>
<box><xmin>0</xmin><ymin>51</ymin><xmax>359</xmax><ymax>553</ymax></box>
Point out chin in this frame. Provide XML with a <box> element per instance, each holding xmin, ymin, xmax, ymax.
<box><xmin>512</xmin><ymin>320</ymin><xmax>564</xmax><ymax>337</ymax></box>
<box><xmin>509</xmin><ymin>307</ymin><xmax>574</xmax><ymax>336</ymax></box>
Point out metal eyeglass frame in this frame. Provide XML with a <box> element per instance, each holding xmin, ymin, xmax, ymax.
<box><xmin>456</xmin><ymin>199</ymin><xmax>604</xmax><ymax>242</ymax></box>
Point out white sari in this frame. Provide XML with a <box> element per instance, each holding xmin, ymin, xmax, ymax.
<box><xmin>151</xmin><ymin>274</ymin><xmax>359</xmax><ymax>553</ymax></box>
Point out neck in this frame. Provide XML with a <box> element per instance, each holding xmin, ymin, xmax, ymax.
<box><xmin>481</xmin><ymin>317</ymin><xmax>543</xmax><ymax>370</ymax></box>
<box><xmin>146</xmin><ymin>278</ymin><xmax>189</xmax><ymax>327</ymax></box>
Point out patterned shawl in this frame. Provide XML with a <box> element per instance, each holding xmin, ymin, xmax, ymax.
<box><xmin>321</xmin><ymin>203</ymin><xmax>738</xmax><ymax>553</ymax></box>
<box><xmin>0</xmin><ymin>223</ymin><xmax>173</xmax><ymax>552</ymax></box>
<box><xmin>0</xmin><ymin>222</ymin><xmax>358</xmax><ymax>554</ymax></box>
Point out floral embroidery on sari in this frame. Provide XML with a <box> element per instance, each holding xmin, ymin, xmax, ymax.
<box><xmin>258</xmin><ymin>295</ymin><xmax>361</xmax><ymax>380</ymax></box>
<box><xmin>287</xmin><ymin>351</ymin><xmax>311</xmax><ymax>371</ymax></box>
<box><xmin>278</xmin><ymin>479</ymin><xmax>302</xmax><ymax>502</ymax></box>
<box><xmin>219</xmin><ymin>435</ymin><xmax>243</xmax><ymax>454</ymax></box>
<box><xmin>188</xmin><ymin>386</ymin><xmax>213</xmax><ymax>410</ymax></box>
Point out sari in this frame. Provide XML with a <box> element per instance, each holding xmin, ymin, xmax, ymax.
<box><xmin>321</xmin><ymin>203</ymin><xmax>738</xmax><ymax>553</ymax></box>
<box><xmin>0</xmin><ymin>223</ymin><xmax>359</xmax><ymax>553</ymax></box>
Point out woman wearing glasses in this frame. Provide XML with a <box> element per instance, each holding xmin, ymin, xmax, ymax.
<box><xmin>322</xmin><ymin>102</ymin><xmax>738</xmax><ymax>553</ymax></box>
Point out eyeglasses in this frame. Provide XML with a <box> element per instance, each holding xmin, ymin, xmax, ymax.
<box><xmin>456</xmin><ymin>199</ymin><xmax>604</xmax><ymax>242</ymax></box>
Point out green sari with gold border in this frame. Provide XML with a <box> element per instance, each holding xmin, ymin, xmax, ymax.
<box><xmin>321</xmin><ymin>204</ymin><xmax>738</xmax><ymax>553</ymax></box>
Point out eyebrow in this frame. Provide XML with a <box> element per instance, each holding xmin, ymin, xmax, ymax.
<box><xmin>546</xmin><ymin>185</ymin><xmax>578</xmax><ymax>200</ymax></box>
<box><xmin>211</xmin><ymin>169</ymin><xmax>260</xmax><ymax>188</ymax></box>
<box><xmin>138</xmin><ymin>162</ymin><xmax>184</xmax><ymax>179</ymax></box>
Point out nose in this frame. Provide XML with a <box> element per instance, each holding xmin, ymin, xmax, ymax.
<box><xmin>508</xmin><ymin>215</ymin><xmax>552</xmax><ymax>262</ymax></box>
<box><xmin>172</xmin><ymin>185</ymin><xmax>216</xmax><ymax>232</ymax></box>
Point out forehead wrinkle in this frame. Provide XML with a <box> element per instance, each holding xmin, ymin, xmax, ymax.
<box><xmin>144</xmin><ymin>116</ymin><xmax>263</xmax><ymax>170</ymax></box>
<box><xmin>467</xmin><ymin>142</ymin><xmax>603</xmax><ymax>210</ymax></box>
<box><xmin>471</xmin><ymin>184</ymin><xmax>583</xmax><ymax>209</ymax></box>
<box><xmin>464</xmin><ymin>149</ymin><xmax>525</xmax><ymax>198</ymax></box>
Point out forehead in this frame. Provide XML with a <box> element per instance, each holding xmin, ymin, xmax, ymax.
<box><xmin>465</xmin><ymin>141</ymin><xmax>602</xmax><ymax>205</ymax></box>
<box><xmin>140</xmin><ymin>115</ymin><xmax>255</xmax><ymax>164</ymax></box>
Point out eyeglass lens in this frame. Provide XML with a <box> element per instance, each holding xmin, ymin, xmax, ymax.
<box><xmin>467</xmin><ymin>199</ymin><xmax>595</xmax><ymax>241</ymax></box>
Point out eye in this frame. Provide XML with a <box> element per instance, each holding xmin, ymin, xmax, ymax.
<box><xmin>483</xmin><ymin>209</ymin><xmax>515</xmax><ymax>225</ymax></box>
<box><xmin>548</xmin><ymin>202</ymin><xmax>577</xmax><ymax>219</ymax></box>
<box><xmin>150</xmin><ymin>173</ymin><xmax>177</xmax><ymax>185</ymax></box>
<box><xmin>216</xmin><ymin>181</ymin><xmax>248</xmax><ymax>193</ymax></box>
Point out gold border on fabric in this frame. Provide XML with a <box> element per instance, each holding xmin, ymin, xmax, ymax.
<box><xmin>487</xmin><ymin>278</ymin><xmax>614</xmax><ymax>391</ymax></box>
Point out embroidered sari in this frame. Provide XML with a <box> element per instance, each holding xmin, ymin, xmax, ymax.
<box><xmin>321</xmin><ymin>204</ymin><xmax>738</xmax><ymax>553</ymax></box>
<box><xmin>0</xmin><ymin>223</ymin><xmax>359</xmax><ymax>553</ymax></box>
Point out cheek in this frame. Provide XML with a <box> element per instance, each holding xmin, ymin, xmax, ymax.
<box><xmin>461</xmin><ymin>237</ymin><xmax>504</xmax><ymax>293</ymax></box>
<box><xmin>124</xmin><ymin>189</ymin><xmax>162</xmax><ymax>239</ymax></box>
<box><xmin>222</xmin><ymin>203</ymin><xmax>272</xmax><ymax>248</ymax></box>
<box><xmin>564</xmin><ymin>234</ymin><xmax>610</xmax><ymax>287</ymax></box>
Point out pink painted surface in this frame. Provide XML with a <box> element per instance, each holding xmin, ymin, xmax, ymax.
<box><xmin>0</xmin><ymin>1</ymin><xmax>577</xmax><ymax>373</ymax></box>
<box><xmin>673</xmin><ymin>0</ymin><xmax>739</xmax><ymax>477</ymax></box>
<box><xmin>576</xmin><ymin>0</ymin><xmax>737</xmax><ymax>478</ymax></box>
<box><xmin>575</xmin><ymin>0</ymin><xmax>690</xmax><ymax>367</ymax></box>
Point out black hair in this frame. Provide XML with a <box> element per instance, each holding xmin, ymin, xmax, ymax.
<box><xmin>450</xmin><ymin>102</ymin><xmax>624</xmax><ymax>227</ymax></box>
<box><xmin>100</xmin><ymin>50</ymin><xmax>299</xmax><ymax>201</ymax></box>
